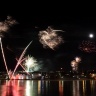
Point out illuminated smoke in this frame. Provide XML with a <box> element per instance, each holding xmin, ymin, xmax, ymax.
<box><xmin>38</xmin><ymin>26</ymin><xmax>64</xmax><ymax>50</ymax></box>
<box><xmin>0</xmin><ymin>16</ymin><xmax>17</xmax><ymax>33</ymax></box>
<box><xmin>0</xmin><ymin>22</ymin><xmax>9</xmax><ymax>33</ymax></box>
<box><xmin>5</xmin><ymin>16</ymin><xmax>17</xmax><ymax>26</ymax></box>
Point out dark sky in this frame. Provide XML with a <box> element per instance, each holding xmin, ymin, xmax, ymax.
<box><xmin>0</xmin><ymin>3</ymin><xmax>96</xmax><ymax>72</ymax></box>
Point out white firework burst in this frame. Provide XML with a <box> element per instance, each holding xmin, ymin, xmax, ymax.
<box><xmin>23</xmin><ymin>55</ymin><xmax>38</xmax><ymax>72</ymax></box>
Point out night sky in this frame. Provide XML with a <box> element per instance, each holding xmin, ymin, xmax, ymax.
<box><xmin>0</xmin><ymin>3</ymin><xmax>96</xmax><ymax>72</ymax></box>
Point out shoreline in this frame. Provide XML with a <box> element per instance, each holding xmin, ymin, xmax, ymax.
<box><xmin>0</xmin><ymin>78</ymin><xmax>95</xmax><ymax>81</ymax></box>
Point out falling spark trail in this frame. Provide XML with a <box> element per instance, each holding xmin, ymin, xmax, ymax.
<box><xmin>11</xmin><ymin>41</ymin><xmax>32</xmax><ymax>79</ymax></box>
<box><xmin>20</xmin><ymin>64</ymin><xmax>30</xmax><ymax>75</ymax></box>
<box><xmin>16</xmin><ymin>57</ymin><xmax>30</xmax><ymax>75</ymax></box>
<box><xmin>0</xmin><ymin>38</ymin><xmax>9</xmax><ymax>77</ymax></box>
<box><xmin>0</xmin><ymin>16</ymin><xmax>17</xmax><ymax>79</ymax></box>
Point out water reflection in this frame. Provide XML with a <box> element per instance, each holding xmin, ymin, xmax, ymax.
<box><xmin>0</xmin><ymin>80</ymin><xmax>25</xmax><ymax>96</ymax></box>
<box><xmin>82</xmin><ymin>80</ymin><xmax>86</xmax><ymax>96</ymax></box>
<box><xmin>1</xmin><ymin>80</ymin><xmax>96</xmax><ymax>96</ymax></box>
<box><xmin>59</xmin><ymin>80</ymin><xmax>64</xmax><ymax>96</ymax></box>
<box><xmin>72</xmin><ymin>80</ymin><xmax>80</xmax><ymax>96</ymax></box>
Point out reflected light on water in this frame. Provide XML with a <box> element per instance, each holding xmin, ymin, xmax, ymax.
<box><xmin>45</xmin><ymin>80</ymin><xmax>49</xmax><ymax>95</ymax></box>
<box><xmin>1</xmin><ymin>80</ymin><xmax>24</xmax><ymax>96</ymax></box>
<box><xmin>25</xmin><ymin>80</ymin><xmax>38</xmax><ymax>96</ymax></box>
<box><xmin>83</xmin><ymin>80</ymin><xmax>86</xmax><ymax>96</ymax></box>
<box><xmin>38</xmin><ymin>80</ymin><xmax>41</xmax><ymax>95</ymax></box>
<box><xmin>59</xmin><ymin>80</ymin><xmax>64</xmax><ymax>96</ymax></box>
<box><xmin>73</xmin><ymin>80</ymin><xmax>80</xmax><ymax>96</ymax></box>
<box><xmin>90</xmin><ymin>80</ymin><xmax>94</xmax><ymax>90</ymax></box>
<box><xmin>25</xmin><ymin>81</ymin><xmax>31</xmax><ymax>96</ymax></box>
<box><xmin>90</xmin><ymin>80</ymin><xmax>96</xmax><ymax>96</ymax></box>
<box><xmin>1</xmin><ymin>80</ymin><xmax>96</xmax><ymax>96</ymax></box>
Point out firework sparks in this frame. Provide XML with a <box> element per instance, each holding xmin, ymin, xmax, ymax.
<box><xmin>71</xmin><ymin>60</ymin><xmax>78</xmax><ymax>67</ymax></box>
<box><xmin>38</xmin><ymin>26</ymin><xmax>64</xmax><ymax>50</ymax></box>
<box><xmin>23</xmin><ymin>55</ymin><xmax>38</xmax><ymax>72</ymax></box>
<box><xmin>75</xmin><ymin>57</ymin><xmax>81</xmax><ymax>63</ymax></box>
<box><xmin>71</xmin><ymin>60</ymin><xmax>78</xmax><ymax>71</ymax></box>
<box><xmin>71</xmin><ymin>57</ymin><xmax>81</xmax><ymax>72</ymax></box>
<box><xmin>79</xmin><ymin>40</ymin><xmax>96</xmax><ymax>53</ymax></box>
<box><xmin>0</xmin><ymin>38</ymin><xmax>9</xmax><ymax>76</ymax></box>
<box><xmin>15</xmin><ymin>57</ymin><xmax>30</xmax><ymax>75</ymax></box>
<box><xmin>0</xmin><ymin>16</ymin><xmax>17</xmax><ymax>78</ymax></box>
<box><xmin>11</xmin><ymin>41</ymin><xmax>32</xmax><ymax>79</ymax></box>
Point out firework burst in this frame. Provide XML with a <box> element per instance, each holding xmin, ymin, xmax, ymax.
<box><xmin>79</xmin><ymin>40</ymin><xmax>96</xmax><ymax>53</ymax></box>
<box><xmin>71</xmin><ymin>57</ymin><xmax>81</xmax><ymax>72</ymax></box>
<box><xmin>75</xmin><ymin>57</ymin><xmax>81</xmax><ymax>63</ymax></box>
<box><xmin>22</xmin><ymin>55</ymin><xmax>41</xmax><ymax>72</ymax></box>
<box><xmin>38</xmin><ymin>26</ymin><xmax>64</xmax><ymax>50</ymax></box>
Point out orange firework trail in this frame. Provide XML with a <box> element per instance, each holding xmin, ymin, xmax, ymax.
<box><xmin>16</xmin><ymin>57</ymin><xmax>30</xmax><ymax>75</ymax></box>
<box><xmin>11</xmin><ymin>41</ymin><xmax>32</xmax><ymax>79</ymax></box>
<box><xmin>0</xmin><ymin>38</ymin><xmax>9</xmax><ymax>76</ymax></box>
<box><xmin>0</xmin><ymin>16</ymin><xmax>17</xmax><ymax>78</ymax></box>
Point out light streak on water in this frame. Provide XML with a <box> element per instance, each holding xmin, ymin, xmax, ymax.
<box><xmin>59</xmin><ymin>80</ymin><xmax>64</xmax><ymax>96</ymax></box>
<box><xmin>82</xmin><ymin>80</ymin><xmax>86</xmax><ymax>96</ymax></box>
<box><xmin>73</xmin><ymin>81</ymin><xmax>80</xmax><ymax>96</ymax></box>
<box><xmin>38</xmin><ymin>80</ymin><xmax>41</xmax><ymax>95</ymax></box>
